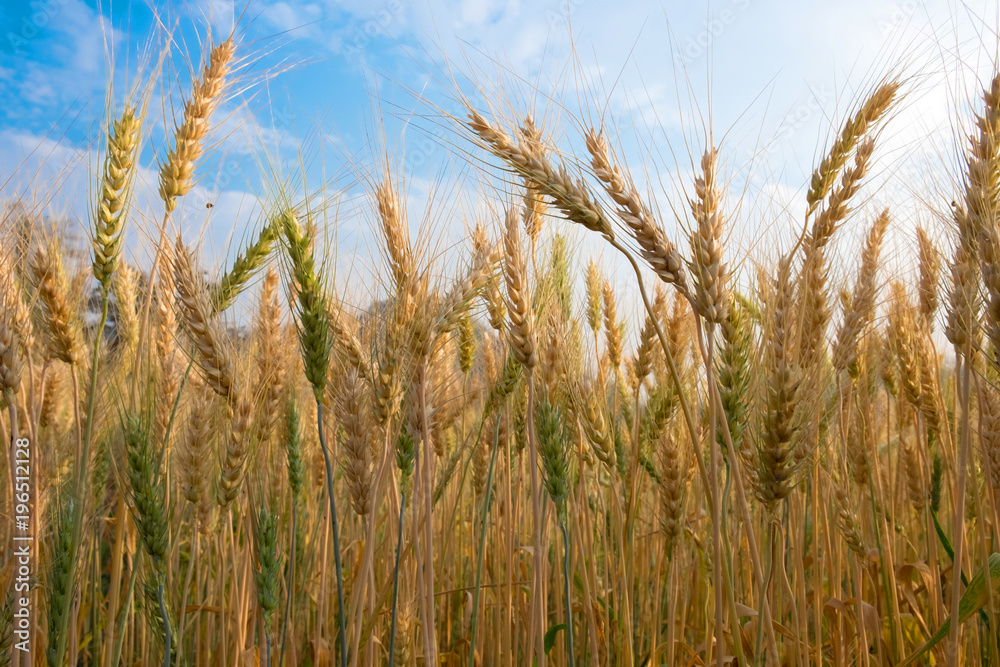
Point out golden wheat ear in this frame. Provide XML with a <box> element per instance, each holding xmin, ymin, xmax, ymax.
<box><xmin>502</xmin><ymin>204</ymin><xmax>537</xmax><ymax>370</ymax></box>
<box><xmin>172</xmin><ymin>237</ymin><xmax>237</xmax><ymax>403</ymax></box>
<box><xmin>253</xmin><ymin>267</ymin><xmax>285</xmax><ymax>444</ymax></box>
<box><xmin>92</xmin><ymin>106</ymin><xmax>141</xmax><ymax>295</ymax></box>
<box><xmin>831</xmin><ymin>209</ymin><xmax>890</xmax><ymax>373</ymax></box>
<box><xmin>0</xmin><ymin>287</ymin><xmax>22</xmax><ymax>402</ymax></box>
<box><xmin>30</xmin><ymin>238</ymin><xmax>81</xmax><ymax>365</ymax></box>
<box><xmin>467</xmin><ymin>108</ymin><xmax>615</xmax><ymax>241</ymax></box>
<box><xmin>585</xmin><ymin>128</ymin><xmax>688</xmax><ymax>295</ymax></box>
<box><xmin>601</xmin><ymin>279</ymin><xmax>622</xmax><ymax>370</ymax></box>
<box><xmin>806</xmin><ymin>80</ymin><xmax>900</xmax><ymax>215</ymax></box>
<box><xmin>158</xmin><ymin>36</ymin><xmax>236</xmax><ymax>212</ymax></box>
<box><xmin>916</xmin><ymin>226</ymin><xmax>941</xmax><ymax>330</ymax></box>
<box><xmin>689</xmin><ymin>147</ymin><xmax>728</xmax><ymax>325</ymax></box>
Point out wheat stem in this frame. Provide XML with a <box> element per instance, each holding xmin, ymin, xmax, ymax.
<box><xmin>278</xmin><ymin>501</ymin><xmax>297</xmax><ymax>667</ymax></box>
<box><xmin>468</xmin><ymin>417</ymin><xmax>502</xmax><ymax>666</ymax></box>
<box><xmin>388</xmin><ymin>489</ymin><xmax>406</xmax><ymax>667</ymax></box>
<box><xmin>52</xmin><ymin>296</ymin><xmax>108</xmax><ymax>665</ymax></box>
<box><xmin>157</xmin><ymin>583</ymin><xmax>171</xmax><ymax>667</ymax></box>
<box><xmin>315</xmin><ymin>401</ymin><xmax>347</xmax><ymax>667</ymax></box>
<box><xmin>948</xmin><ymin>354</ymin><xmax>973</xmax><ymax>665</ymax></box>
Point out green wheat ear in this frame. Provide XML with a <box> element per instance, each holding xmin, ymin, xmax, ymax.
<box><xmin>930</xmin><ymin>453</ymin><xmax>943</xmax><ymax>512</ymax></box>
<box><xmin>484</xmin><ymin>356</ymin><xmax>523</xmax><ymax>417</ymax></box>
<box><xmin>45</xmin><ymin>499</ymin><xmax>73</xmax><ymax>667</ymax></box>
<box><xmin>396</xmin><ymin>425</ymin><xmax>416</xmax><ymax>496</ymax></box>
<box><xmin>899</xmin><ymin>552</ymin><xmax>1000</xmax><ymax>667</ymax></box>
<box><xmin>123</xmin><ymin>414</ymin><xmax>169</xmax><ymax>576</ymax></box>
<box><xmin>255</xmin><ymin>507</ymin><xmax>281</xmax><ymax>627</ymax></box>
<box><xmin>536</xmin><ymin>399</ymin><xmax>569</xmax><ymax>520</ymax></box>
<box><xmin>282</xmin><ymin>209</ymin><xmax>331</xmax><ymax>401</ymax></box>
<box><xmin>285</xmin><ymin>397</ymin><xmax>304</xmax><ymax>501</ymax></box>
<box><xmin>458</xmin><ymin>315</ymin><xmax>476</xmax><ymax>374</ymax></box>
<box><xmin>211</xmin><ymin>218</ymin><xmax>279</xmax><ymax>312</ymax></box>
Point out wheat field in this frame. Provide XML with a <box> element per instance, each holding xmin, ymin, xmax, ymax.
<box><xmin>2</xmin><ymin>13</ymin><xmax>1000</xmax><ymax>667</ymax></box>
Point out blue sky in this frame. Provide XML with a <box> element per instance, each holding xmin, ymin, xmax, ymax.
<box><xmin>1</xmin><ymin>0</ymin><xmax>998</xmax><ymax>317</ymax></box>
